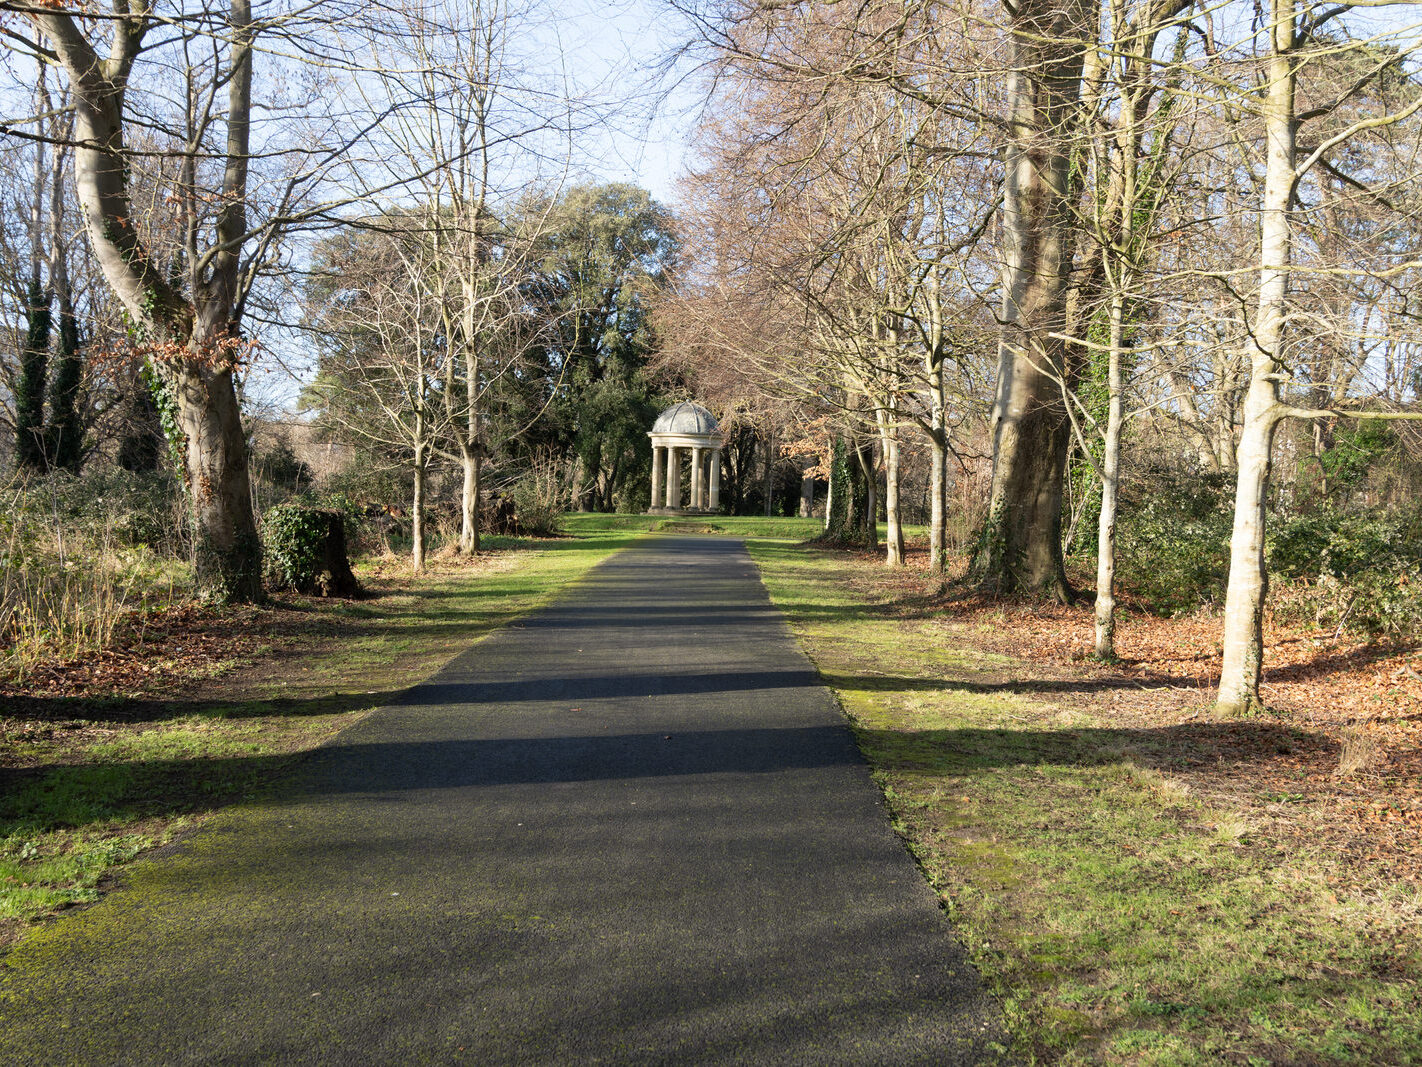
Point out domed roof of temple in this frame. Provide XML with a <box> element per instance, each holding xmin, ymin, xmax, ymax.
<box><xmin>652</xmin><ymin>401</ymin><xmax>719</xmax><ymax>436</ymax></box>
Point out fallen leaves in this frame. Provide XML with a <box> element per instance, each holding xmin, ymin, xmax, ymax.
<box><xmin>2</xmin><ymin>602</ymin><xmax>269</xmax><ymax>705</ymax></box>
<box><xmin>837</xmin><ymin>545</ymin><xmax>1422</xmax><ymax>892</ymax></box>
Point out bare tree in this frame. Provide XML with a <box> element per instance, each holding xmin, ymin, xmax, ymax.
<box><xmin>305</xmin><ymin>216</ymin><xmax>452</xmax><ymax>573</ymax></box>
<box><xmin>1214</xmin><ymin>0</ymin><xmax>1422</xmax><ymax>715</ymax></box>
<box><xmin>1056</xmin><ymin>0</ymin><xmax>1192</xmax><ymax>657</ymax></box>
<box><xmin>665</xmin><ymin>3</ymin><xmax>998</xmax><ymax>561</ymax></box>
<box><xmin>359</xmin><ymin>0</ymin><xmax>578</xmax><ymax>553</ymax></box>
<box><xmin>15</xmin><ymin>0</ymin><xmax>273</xmax><ymax>598</ymax></box>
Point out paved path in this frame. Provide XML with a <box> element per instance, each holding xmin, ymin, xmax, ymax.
<box><xmin>1</xmin><ymin>535</ymin><xmax>1000</xmax><ymax>1064</ymax></box>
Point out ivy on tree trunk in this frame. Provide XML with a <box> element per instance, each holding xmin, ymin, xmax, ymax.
<box><xmin>15</xmin><ymin>277</ymin><xmax>51</xmax><ymax>472</ymax></box>
<box><xmin>45</xmin><ymin>291</ymin><xmax>84</xmax><ymax>472</ymax></box>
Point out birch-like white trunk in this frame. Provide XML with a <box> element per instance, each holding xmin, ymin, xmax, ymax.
<box><xmin>928</xmin><ymin>357</ymin><xmax>949</xmax><ymax>574</ymax></box>
<box><xmin>1094</xmin><ymin>294</ymin><xmax>1127</xmax><ymax>658</ymax></box>
<box><xmin>458</xmin><ymin>279</ymin><xmax>483</xmax><ymax>554</ymax></box>
<box><xmin>412</xmin><ymin>442</ymin><xmax>428</xmax><ymax>576</ymax></box>
<box><xmin>1216</xmin><ymin>0</ymin><xmax>1295</xmax><ymax>716</ymax></box>
<box><xmin>459</xmin><ymin>447</ymin><xmax>481</xmax><ymax>553</ymax></box>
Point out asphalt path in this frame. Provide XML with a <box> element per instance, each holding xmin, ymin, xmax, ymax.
<box><xmin>0</xmin><ymin>534</ymin><xmax>1001</xmax><ymax>1065</ymax></box>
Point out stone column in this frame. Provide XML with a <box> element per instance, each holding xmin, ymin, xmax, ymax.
<box><xmin>650</xmin><ymin>445</ymin><xmax>664</xmax><ymax>510</ymax></box>
<box><xmin>691</xmin><ymin>447</ymin><xmax>704</xmax><ymax>510</ymax></box>
<box><xmin>709</xmin><ymin>449</ymin><xmax>722</xmax><ymax>510</ymax></box>
<box><xmin>667</xmin><ymin>447</ymin><xmax>681</xmax><ymax>508</ymax></box>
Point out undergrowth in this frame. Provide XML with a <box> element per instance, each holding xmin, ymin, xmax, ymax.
<box><xmin>1</xmin><ymin>474</ymin><xmax>185</xmax><ymax>684</ymax></box>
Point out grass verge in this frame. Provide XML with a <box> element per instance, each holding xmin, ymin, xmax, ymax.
<box><xmin>745</xmin><ymin>538</ymin><xmax>1422</xmax><ymax>1065</ymax></box>
<box><xmin>0</xmin><ymin>529</ymin><xmax>635</xmax><ymax>945</ymax></box>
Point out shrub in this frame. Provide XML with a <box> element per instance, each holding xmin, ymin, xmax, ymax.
<box><xmin>496</xmin><ymin>454</ymin><xmax>566</xmax><ymax>538</ymax></box>
<box><xmin>509</xmin><ymin>476</ymin><xmax>563</xmax><ymax>537</ymax></box>
<box><xmin>0</xmin><ymin>550</ymin><xmax>136</xmax><ymax>681</ymax></box>
<box><xmin>1117</xmin><ymin>468</ymin><xmax>1233</xmax><ymax>615</ymax></box>
<box><xmin>1269</xmin><ymin>508</ymin><xmax>1422</xmax><ymax>636</ymax></box>
<box><xmin>18</xmin><ymin>467</ymin><xmax>186</xmax><ymax>555</ymax></box>
<box><xmin>0</xmin><ymin>474</ymin><xmax>162</xmax><ymax>681</ymax></box>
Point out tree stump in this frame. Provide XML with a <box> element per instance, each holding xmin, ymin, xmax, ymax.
<box><xmin>308</xmin><ymin>509</ymin><xmax>362</xmax><ymax>598</ymax></box>
<box><xmin>266</xmin><ymin>505</ymin><xmax>362</xmax><ymax>598</ymax></box>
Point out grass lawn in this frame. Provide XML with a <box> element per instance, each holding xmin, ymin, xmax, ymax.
<box><xmin>561</xmin><ymin>510</ymin><xmax>924</xmax><ymax>543</ymax></box>
<box><xmin>560</xmin><ymin>510</ymin><xmax>830</xmax><ymax>540</ymax></box>
<box><xmin>0</xmin><ymin>527</ymin><xmax>637</xmax><ymax>944</ymax></box>
<box><xmin>745</xmin><ymin>537</ymin><xmax>1422</xmax><ymax>1065</ymax></box>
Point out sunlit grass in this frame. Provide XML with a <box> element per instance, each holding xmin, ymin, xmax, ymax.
<box><xmin>559</xmin><ymin>511</ymin><xmax>828</xmax><ymax>541</ymax></box>
<box><xmin>747</xmin><ymin>539</ymin><xmax>1422</xmax><ymax>1065</ymax></box>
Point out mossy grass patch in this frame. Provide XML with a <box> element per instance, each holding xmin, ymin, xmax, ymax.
<box><xmin>0</xmin><ymin>529</ymin><xmax>630</xmax><ymax>946</ymax></box>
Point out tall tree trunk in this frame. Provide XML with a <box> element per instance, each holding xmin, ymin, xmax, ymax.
<box><xmin>43</xmin><ymin>101</ymin><xmax>83</xmax><ymax>473</ymax></box>
<box><xmin>1216</xmin><ymin>0</ymin><xmax>1294</xmax><ymax>717</ymax></box>
<box><xmin>1310</xmin><ymin>390</ymin><xmax>1334</xmax><ymax>501</ymax></box>
<box><xmin>456</xmin><ymin>248</ymin><xmax>485</xmax><ymax>554</ymax></box>
<box><xmin>459</xmin><ymin>445</ymin><xmax>481</xmax><ymax>554</ymax></box>
<box><xmin>799</xmin><ymin>472</ymin><xmax>814</xmax><ymax>518</ymax></box>
<box><xmin>972</xmin><ymin>0</ymin><xmax>1093</xmax><ymax>601</ymax></box>
<box><xmin>15</xmin><ymin>277</ymin><xmax>50</xmax><ymax>472</ymax></box>
<box><xmin>412</xmin><ymin>444</ymin><xmax>428</xmax><ymax>575</ymax></box>
<box><xmin>928</xmin><ymin>358</ymin><xmax>949</xmax><ymax>574</ymax></box>
<box><xmin>824</xmin><ymin>436</ymin><xmax>851</xmax><ymax>538</ymax></box>
<box><xmin>875</xmin><ymin>404</ymin><xmax>905</xmax><ymax>567</ymax></box>
<box><xmin>761</xmin><ymin>429</ymin><xmax>775</xmax><ymax>516</ymax></box>
<box><xmin>46</xmin><ymin>255</ymin><xmax>84</xmax><ymax>473</ymax></box>
<box><xmin>16</xmin><ymin>75</ymin><xmax>50</xmax><ymax>475</ymax></box>
<box><xmin>856</xmin><ymin>440</ymin><xmax>879</xmax><ymax>549</ymax></box>
<box><xmin>1094</xmin><ymin>293</ymin><xmax>1127</xmax><ymax>659</ymax></box>
<box><xmin>455</xmin><ymin>297</ymin><xmax>481</xmax><ymax>554</ymax></box>
<box><xmin>174</xmin><ymin>362</ymin><xmax>261</xmax><ymax>601</ymax></box>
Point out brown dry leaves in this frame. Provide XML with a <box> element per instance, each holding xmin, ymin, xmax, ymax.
<box><xmin>851</xmin><ymin>546</ymin><xmax>1422</xmax><ymax>891</ymax></box>
<box><xmin>2</xmin><ymin>603</ymin><xmax>267</xmax><ymax>704</ymax></box>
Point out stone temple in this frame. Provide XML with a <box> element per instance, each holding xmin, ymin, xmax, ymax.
<box><xmin>647</xmin><ymin>401</ymin><xmax>723</xmax><ymax>514</ymax></box>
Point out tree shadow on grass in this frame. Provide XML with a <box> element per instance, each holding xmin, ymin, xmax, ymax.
<box><xmin>768</xmin><ymin>589</ymin><xmax>967</xmax><ymax>626</ymax></box>
<box><xmin>820</xmin><ymin>637</ymin><xmax>1416</xmax><ymax>696</ymax></box>
<box><xmin>820</xmin><ymin>670</ymin><xmax>1215</xmax><ymax>698</ymax></box>
<box><xmin>1</xmin><ymin>715</ymin><xmax>1333</xmax><ymax>848</ymax></box>
<box><xmin>854</xmin><ymin>720</ymin><xmax>1338</xmax><ymax>789</ymax></box>
<box><xmin>1</xmin><ymin>689</ymin><xmax>407</xmax><ymax>726</ymax></box>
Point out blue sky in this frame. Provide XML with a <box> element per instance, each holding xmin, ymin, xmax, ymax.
<box><xmin>555</xmin><ymin>0</ymin><xmax>703</xmax><ymax>207</ymax></box>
